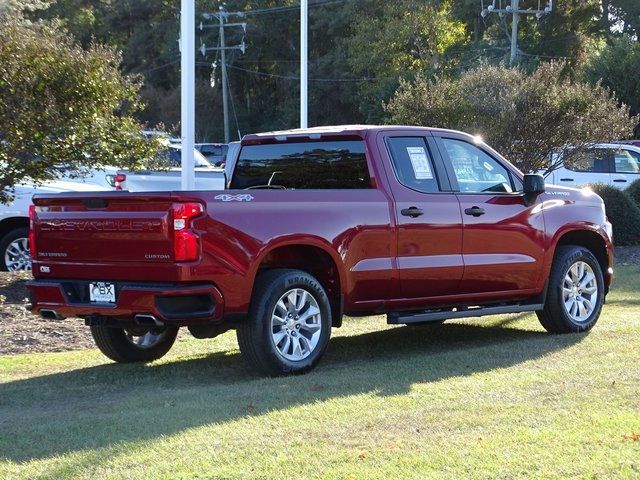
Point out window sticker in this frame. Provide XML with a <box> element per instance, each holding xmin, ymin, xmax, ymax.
<box><xmin>406</xmin><ymin>146</ymin><xmax>433</xmax><ymax>179</ymax></box>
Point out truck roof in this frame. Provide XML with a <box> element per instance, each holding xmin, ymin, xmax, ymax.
<box><xmin>240</xmin><ymin>125</ymin><xmax>462</xmax><ymax>145</ymax></box>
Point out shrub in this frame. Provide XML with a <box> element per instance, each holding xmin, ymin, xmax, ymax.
<box><xmin>590</xmin><ymin>183</ymin><xmax>640</xmax><ymax>246</ymax></box>
<box><xmin>626</xmin><ymin>178</ymin><xmax>640</xmax><ymax>209</ymax></box>
<box><xmin>386</xmin><ymin>62</ymin><xmax>637</xmax><ymax>174</ymax></box>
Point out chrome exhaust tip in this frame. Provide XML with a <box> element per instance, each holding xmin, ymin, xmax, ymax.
<box><xmin>41</xmin><ymin>309</ymin><xmax>65</xmax><ymax>320</ymax></box>
<box><xmin>134</xmin><ymin>314</ymin><xmax>163</xmax><ymax>327</ymax></box>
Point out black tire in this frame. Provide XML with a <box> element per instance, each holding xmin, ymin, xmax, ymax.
<box><xmin>0</xmin><ymin>227</ymin><xmax>30</xmax><ymax>271</ymax></box>
<box><xmin>90</xmin><ymin>325</ymin><xmax>179</xmax><ymax>363</ymax></box>
<box><xmin>537</xmin><ymin>246</ymin><xmax>605</xmax><ymax>333</ymax></box>
<box><xmin>237</xmin><ymin>269</ymin><xmax>332</xmax><ymax>376</ymax></box>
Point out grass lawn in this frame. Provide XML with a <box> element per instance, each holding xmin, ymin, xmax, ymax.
<box><xmin>1</xmin><ymin>267</ymin><xmax>639</xmax><ymax>479</ymax></box>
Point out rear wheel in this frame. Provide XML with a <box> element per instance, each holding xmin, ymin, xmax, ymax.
<box><xmin>237</xmin><ymin>269</ymin><xmax>332</xmax><ymax>376</ymax></box>
<box><xmin>0</xmin><ymin>227</ymin><xmax>31</xmax><ymax>272</ymax></box>
<box><xmin>537</xmin><ymin>246</ymin><xmax>604</xmax><ymax>333</ymax></box>
<box><xmin>90</xmin><ymin>325</ymin><xmax>179</xmax><ymax>363</ymax></box>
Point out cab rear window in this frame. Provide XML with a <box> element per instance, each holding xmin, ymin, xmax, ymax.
<box><xmin>230</xmin><ymin>141</ymin><xmax>371</xmax><ymax>189</ymax></box>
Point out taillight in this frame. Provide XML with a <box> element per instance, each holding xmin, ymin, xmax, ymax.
<box><xmin>172</xmin><ymin>202</ymin><xmax>204</xmax><ymax>262</ymax></box>
<box><xmin>114</xmin><ymin>173</ymin><xmax>126</xmax><ymax>191</ymax></box>
<box><xmin>28</xmin><ymin>204</ymin><xmax>37</xmax><ymax>258</ymax></box>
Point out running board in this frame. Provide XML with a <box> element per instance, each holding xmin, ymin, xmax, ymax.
<box><xmin>387</xmin><ymin>303</ymin><xmax>544</xmax><ymax>325</ymax></box>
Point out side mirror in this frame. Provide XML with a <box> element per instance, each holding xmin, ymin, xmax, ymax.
<box><xmin>523</xmin><ymin>174</ymin><xmax>545</xmax><ymax>206</ymax></box>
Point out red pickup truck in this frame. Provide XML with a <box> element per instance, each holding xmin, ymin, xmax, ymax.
<box><xmin>27</xmin><ymin>126</ymin><xmax>613</xmax><ymax>375</ymax></box>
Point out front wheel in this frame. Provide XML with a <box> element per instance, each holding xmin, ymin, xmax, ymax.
<box><xmin>237</xmin><ymin>269</ymin><xmax>332</xmax><ymax>376</ymax></box>
<box><xmin>537</xmin><ymin>246</ymin><xmax>605</xmax><ymax>333</ymax></box>
<box><xmin>90</xmin><ymin>325</ymin><xmax>179</xmax><ymax>363</ymax></box>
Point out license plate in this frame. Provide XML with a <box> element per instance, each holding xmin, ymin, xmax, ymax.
<box><xmin>89</xmin><ymin>282</ymin><xmax>116</xmax><ymax>303</ymax></box>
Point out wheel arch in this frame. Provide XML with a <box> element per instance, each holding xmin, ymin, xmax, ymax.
<box><xmin>0</xmin><ymin>216</ymin><xmax>29</xmax><ymax>239</ymax></box>
<box><xmin>250</xmin><ymin>240</ymin><xmax>346</xmax><ymax>327</ymax></box>
<box><xmin>550</xmin><ymin>228</ymin><xmax>611</xmax><ymax>294</ymax></box>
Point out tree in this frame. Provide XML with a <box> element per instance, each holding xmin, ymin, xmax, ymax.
<box><xmin>386</xmin><ymin>62</ymin><xmax>637</xmax><ymax>173</ymax></box>
<box><xmin>343</xmin><ymin>0</ymin><xmax>467</xmax><ymax>122</ymax></box>
<box><xmin>602</xmin><ymin>0</ymin><xmax>640</xmax><ymax>39</ymax></box>
<box><xmin>583</xmin><ymin>35</ymin><xmax>640</xmax><ymax>136</ymax></box>
<box><xmin>0</xmin><ymin>16</ymin><xmax>158</xmax><ymax>202</ymax></box>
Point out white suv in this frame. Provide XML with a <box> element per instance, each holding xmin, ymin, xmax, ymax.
<box><xmin>545</xmin><ymin>143</ymin><xmax>640</xmax><ymax>189</ymax></box>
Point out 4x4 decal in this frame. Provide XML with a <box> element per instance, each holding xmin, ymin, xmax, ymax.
<box><xmin>214</xmin><ymin>194</ymin><xmax>254</xmax><ymax>202</ymax></box>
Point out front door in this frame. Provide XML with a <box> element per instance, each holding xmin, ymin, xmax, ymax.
<box><xmin>379</xmin><ymin>133</ymin><xmax>464</xmax><ymax>299</ymax></box>
<box><xmin>435</xmin><ymin>135</ymin><xmax>546</xmax><ymax>296</ymax></box>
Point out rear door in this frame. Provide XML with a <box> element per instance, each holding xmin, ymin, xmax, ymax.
<box><xmin>434</xmin><ymin>134</ymin><xmax>546</xmax><ymax>295</ymax></box>
<box><xmin>378</xmin><ymin>132</ymin><xmax>464</xmax><ymax>299</ymax></box>
<box><xmin>555</xmin><ymin>148</ymin><xmax>612</xmax><ymax>188</ymax></box>
<box><xmin>611</xmin><ymin>147</ymin><xmax>640</xmax><ymax>188</ymax></box>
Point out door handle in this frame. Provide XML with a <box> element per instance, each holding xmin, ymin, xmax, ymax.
<box><xmin>464</xmin><ymin>206</ymin><xmax>485</xmax><ymax>217</ymax></box>
<box><xmin>560</xmin><ymin>178</ymin><xmax>574</xmax><ymax>181</ymax></box>
<box><xmin>613</xmin><ymin>179</ymin><xmax>627</xmax><ymax>183</ymax></box>
<box><xmin>401</xmin><ymin>207</ymin><xmax>424</xmax><ymax>218</ymax></box>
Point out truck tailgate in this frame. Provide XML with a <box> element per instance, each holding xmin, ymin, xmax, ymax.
<box><xmin>32</xmin><ymin>193</ymin><xmax>174</xmax><ymax>264</ymax></box>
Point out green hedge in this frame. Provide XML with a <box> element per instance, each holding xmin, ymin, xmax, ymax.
<box><xmin>590</xmin><ymin>183</ymin><xmax>640</xmax><ymax>246</ymax></box>
<box><xmin>626</xmin><ymin>178</ymin><xmax>640</xmax><ymax>209</ymax></box>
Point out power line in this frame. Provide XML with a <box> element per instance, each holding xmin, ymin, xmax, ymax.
<box><xmin>225</xmin><ymin>71</ymin><xmax>242</xmax><ymax>140</ymax></box>
<box><xmin>480</xmin><ymin>0</ymin><xmax>554</xmax><ymax>66</ymax></box>
<box><xmin>240</xmin><ymin>0</ymin><xmax>351</xmax><ymax>16</ymax></box>
<box><xmin>227</xmin><ymin>64</ymin><xmax>399</xmax><ymax>82</ymax></box>
<box><xmin>199</xmin><ymin>6</ymin><xmax>247</xmax><ymax>143</ymax></box>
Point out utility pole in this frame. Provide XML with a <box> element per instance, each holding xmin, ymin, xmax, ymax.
<box><xmin>480</xmin><ymin>0</ymin><xmax>553</xmax><ymax>67</ymax></box>
<box><xmin>200</xmin><ymin>10</ymin><xmax>246</xmax><ymax>143</ymax></box>
<box><xmin>219</xmin><ymin>6</ymin><xmax>230</xmax><ymax>143</ymax></box>
<box><xmin>180</xmin><ymin>0</ymin><xmax>195</xmax><ymax>190</ymax></box>
<box><xmin>300</xmin><ymin>0</ymin><xmax>308</xmax><ymax>129</ymax></box>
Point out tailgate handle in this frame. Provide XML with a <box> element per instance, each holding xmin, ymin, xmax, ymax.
<box><xmin>613</xmin><ymin>179</ymin><xmax>627</xmax><ymax>183</ymax></box>
<box><xmin>82</xmin><ymin>198</ymin><xmax>108</xmax><ymax>209</ymax></box>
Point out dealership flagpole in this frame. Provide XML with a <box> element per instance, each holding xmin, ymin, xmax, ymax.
<box><xmin>300</xmin><ymin>0</ymin><xmax>308</xmax><ymax>129</ymax></box>
<box><xmin>180</xmin><ymin>0</ymin><xmax>196</xmax><ymax>190</ymax></box>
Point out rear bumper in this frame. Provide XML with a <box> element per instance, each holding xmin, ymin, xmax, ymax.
<box><xmin>26</xmin><ymin>279</ymin><xmax>224</xmax><ymax>326</ymax></box>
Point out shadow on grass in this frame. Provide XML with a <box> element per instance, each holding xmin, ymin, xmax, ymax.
<box><xmin>0</xmin><ymin>321</ymin><xmax>584</xmax><ymax>462</ymax></box>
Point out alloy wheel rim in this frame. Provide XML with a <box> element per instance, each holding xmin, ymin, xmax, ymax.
<box><xmin>562</xmin><ymin>260</ymin><xmax>598</xmax><ymax>322</ymax></box>
<box><xmin>270</xmin><ymin>288</ymin><xmax>322</xmax><ymax>362</ymax></box>
<box><xmin>5</xmin><ymin>238</ymin><xmax>31</xmax><ymax>272</ymax></box>
<box><xmin>124</xmin><ymin>328</ymin><xmax>168</xmax><ymax>349</ymax></box>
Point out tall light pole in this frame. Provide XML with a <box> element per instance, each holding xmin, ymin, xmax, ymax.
<box><xmin>180</xmin><ymin>0</ymin><xmax>195</xmax><ymax>190</ymax></box>
<box><xmin>300</xmin><ymin>0</ymin><xmax>308</xmax><ymax>129</ymax></box>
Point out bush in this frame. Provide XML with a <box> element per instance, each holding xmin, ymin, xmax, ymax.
<box><xmin>590</xmin><ymin>184</ymin><xmax>640</xmax><ymax>246</ymax></box>
<box><xmin>386</xmin><ymin>62</ymin><xmax>638</xmax><ymax>174</ymax></box>
<box><xmin>626</xmin><ymin>178</ymin><xmax>640</xmax><ymax>209</ymax></box>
